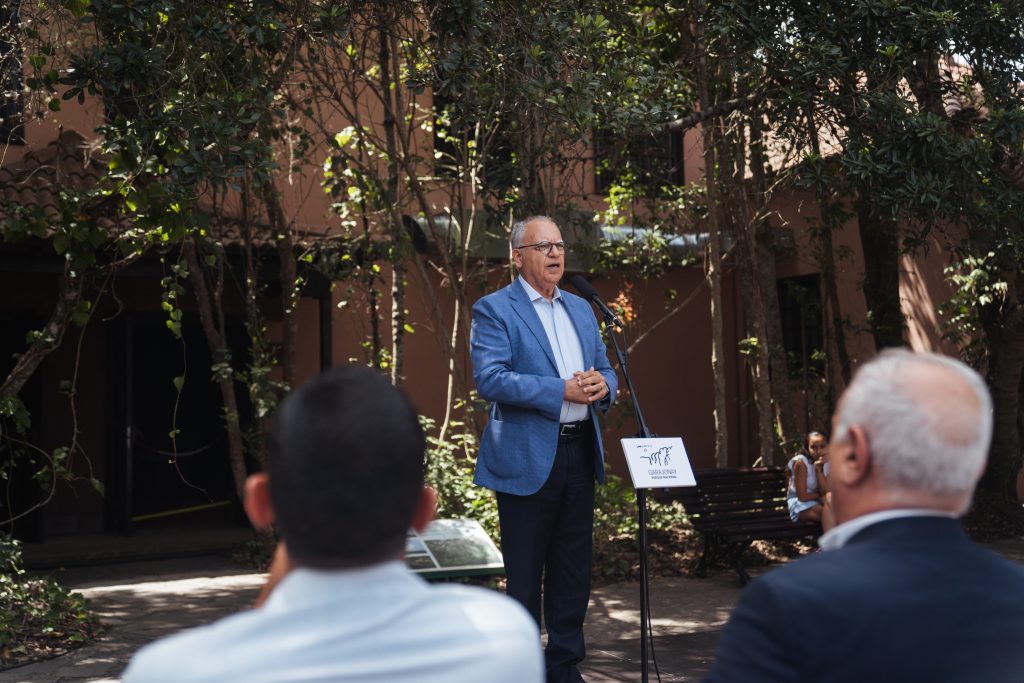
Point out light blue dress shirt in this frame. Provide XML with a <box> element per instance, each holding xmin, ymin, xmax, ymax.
<box><xmin>517</xmin><ymin>276</ymin><xmax>588</xmax><ymax>423</ymax></box>
<box><xmin>122</xmin><ymin>561</ymin><xmax>543</xmax><ymax>683</ymax></box>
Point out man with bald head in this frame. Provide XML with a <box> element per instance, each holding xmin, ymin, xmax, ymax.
<box><xmin>704</xmin><ymin>349</ymin><xmax>1024</xmax><ymax>682</ymax></box>
<box><xmin>472</xmin><ymin>216</ymin><xmax>618</xmax><ymax>683</ymax></box>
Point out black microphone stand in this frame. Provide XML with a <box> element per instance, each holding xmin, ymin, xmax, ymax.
<box><xmin>602</xmin><ymin>315</ymin><xmax>655</xmax><ymax>683</ymax></box>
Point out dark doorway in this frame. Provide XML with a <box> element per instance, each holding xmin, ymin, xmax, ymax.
<box><xmin>777</xmin><ymin>274</ymin><xmax>824</xmax><ymax>380</ymax></box>
<box><xmin>109</xmin><ymin>315</ymin><xmax>251</xmax><ymax>532</ymax></box>
<box><xmin>0</xmin><ymin>313</ymin><xmax>43</xmax><ymax>541</ymax></box>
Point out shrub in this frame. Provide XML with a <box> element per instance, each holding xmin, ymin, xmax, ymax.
<box><xmin>422</xmin><ymin>415</ymin><xmax>695</xmax><ymax>583</ymax></box>
<box><xmin>0</xmin><ymin>534</ymin><xmax>100</xmax><ymax>667</ymax></box>
<box><xmin>592</xmin><ymin>468</ymin><xmax>693</xmax><ymax>581</ymax></box>
<box><xmin>422</xmin><ymin>417</ymin><xmax>500</xmax><ymax>542</ymax></box>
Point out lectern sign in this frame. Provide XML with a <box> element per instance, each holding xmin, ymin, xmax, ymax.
<box><xmin>621</xmin><ymin>437</ymin><xmax>696</xmax><ymax>489</ymax></box>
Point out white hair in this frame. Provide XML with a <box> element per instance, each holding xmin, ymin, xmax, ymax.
<box><xmin>509</xmin><ymin>215</ymin><xmax>555</xmax><ymax>248</ymax></box>
<box><xmin>833</xmin><ymin>349</ymin><xmax>991</xmax><ymax>508</ymax></box>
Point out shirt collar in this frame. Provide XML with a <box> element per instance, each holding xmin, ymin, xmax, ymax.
<box><xmin>263</xmin><ymin>560</ymin><xmax>417</xmax><ymax>610</ymax></box>
<box><xmin>517</xmin><ymin>275</ymin><xmax>561</xmax><ymax>303</ymax></box>
<box><xmin>818</xmin><ymin>508</ymin><xmax>957</xmax><ymax>551</ymax></box>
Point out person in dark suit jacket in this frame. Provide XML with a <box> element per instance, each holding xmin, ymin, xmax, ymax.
<box><xmin>704</xmin><ymin>349</ymin><xmax>1024</xmax><ymax>683</ymax></box>
<box><xmin>471</xmin><ymin>215</ymin><xmax>618</xmax><ymax>683</ymax></box>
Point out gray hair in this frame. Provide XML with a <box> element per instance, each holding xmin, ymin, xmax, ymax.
<box><xmin>509</xmin><ymin>215</ymin><xmax>556</xmax><ymax>248</ymax></box>
<box><xmin>833</xmin><ymin>349</ymin><xmax>991</xmax><ymax>510</ymax></box>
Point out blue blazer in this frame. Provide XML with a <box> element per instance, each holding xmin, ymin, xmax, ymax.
<box><xmin>704</xmin><ymin>516</ymin><xmax>1024</xmax><ymax>682</ymax></box>
<box><xmin>470</xmin><ymin>281</ymin><xmax>618</xmax><ymax>495</ymax></box>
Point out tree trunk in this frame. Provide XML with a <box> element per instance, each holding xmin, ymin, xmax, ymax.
<box><xmin>693</xmin><ymin>15</ymin><xmax>729</xmax><ymax>467</ymax></box>
<box><xmin>377</xmin><ymin>23</ymin><xmax>408</xmax><ymax>385</ymax></box>
<box><xmin>0</xmin><ymin>270</ymin><xmax>83</xmax><ymax>400</ymax></box>
<box><xmin>746</xmin><ymin>116</ymin><xmax>798</xmax><ymax>451</ymax></box>
<box><xmin>727</xmin><ymin>126</ymin><xmax>775</xmax><ymax>465</ymax></box>
<box><xmin>390</xmin><ymin>258</ymin><xmax>407</xmax><ymax>385</ymax></box>
<box><xmin>261</xmin><ymin>184</ymin><xmax>299</xmax><ymax>390</ymax></box>
<box><xmin>183</xmin><ymin>241</ymin><xmax>249</xmax><ymax>502</ymax></box>
<box><xmin>240</xmin><ymin>183</ymin><xmax>271</xmax><ymax>468</ymax></box>
<box><xmin>979</xmin><ymin>306</ymin><xmax>1024</xmax><ymax>497</ymax></box>
<box><xmin>805</xmin><ymin>104</ymin><xmax>852</xmax><ymax>394</ymax></box>
<box><xmin>857</xmin><ymin>197</ymin><xmax>905</xmax><ymax>351</ymax></box>
<box><xmin>737</xmin><ymin>235</ymin><xmax>776</xmax><ymax>464</ymax></box>
<box><xmin>368</xmin><ymin>284</ymin><xmax>383</xmax><ymax>368</ymax></box>
<box><xmin>708</xmin><ymin>205</ymin><xmax>729</xmax><ymax>468</ymax></box>
<box><xmin>817</xmin><ymin>215</ymin><xmax>853</xmax><ymax>393</ymax></box>
<box><xmin>699</xmin><ymin>140</ymin><xmax>729</xmax><ymax>466</ymax></box>
<box><xmin>757</xmin><ymin>223</ymin><xmax>799</xmax><ymax>450</ymax></box>
<box><xmin>1018</xmin><ymin>373</ymin><xmax>1024</xmax><ymax>502</ymax></box>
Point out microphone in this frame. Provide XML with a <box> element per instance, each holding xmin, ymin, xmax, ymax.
<box><xmin>569</xmin><ymin>275</ymin><xmax>623</xmax><ymax>330</ymax></box>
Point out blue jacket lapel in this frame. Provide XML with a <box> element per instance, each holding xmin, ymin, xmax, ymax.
<box><xmin>508</xmin><ymin>281</ymin><xmax>559</xmax><ymax>373</ymax></box>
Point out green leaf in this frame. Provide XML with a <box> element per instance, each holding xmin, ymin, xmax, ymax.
<box><xmin>59</xmin><ymin>0</ymin><xmax>91</xmax><ymax>18</ymax></box>
<box><xmin>70</xmin><ymin>300</ymin><xmax>92</xmax><ymax>327</ymax></box>
<box><xmin>172</xmin><ymin>376</ymin><xmax>185</xmax><ymax>391</ymax></box>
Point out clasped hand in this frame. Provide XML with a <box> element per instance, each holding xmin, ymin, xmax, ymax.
<box><xmin>564</xmin><ymin>366</ymin><xmax>609</xmax><ymax>404</ymax></box>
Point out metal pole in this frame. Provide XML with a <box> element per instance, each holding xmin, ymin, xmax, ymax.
<box><xmin>603</xmin><ymin>313</ymin><xmax>653</xmax><ymax>683</ymax></box>
<box><xmin>638</xmin><ymin>488</ymin><xmax>650</xmax><ymax>683</ymax></box>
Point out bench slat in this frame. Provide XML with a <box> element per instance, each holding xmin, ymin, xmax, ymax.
<box><xmin>657</xmin><ymin>466</ymin><xmax>821</xmax><ymax>584</ymax></box>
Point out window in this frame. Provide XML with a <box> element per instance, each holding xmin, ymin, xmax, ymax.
<box><xmin>593</xmin><ymin>128</ymin><xmax>683</xmax><ymax>195</ymax></box>
<box><xmin>777</xmin><ymin>274</ymin><xmax>824</xmax><ymax>378</ymax></box>
<box><xmin>432</xmin><ymin>92</ymin><xmax>515</xmax><ymax>190</ymax></box>
<box><xmin>0</xmin><ymin>0</ymin><xmax>24</xmax><ymax>146</ymax></box>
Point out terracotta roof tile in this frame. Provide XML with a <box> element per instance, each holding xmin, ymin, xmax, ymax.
<box><xmin>0</xmin><ymin>130</ymin><xmax>335</xmax><ymax>249</ymax></box>
<box><xmin>0</xmin><ymin>129</ymin><xmax>125</xmax><ymax>230</ymax></box>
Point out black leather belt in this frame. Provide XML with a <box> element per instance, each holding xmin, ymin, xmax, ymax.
<box><xmin>558</xmin><ymin>420</ymin><xmax>591</xmax><ymax>439</ymax></box>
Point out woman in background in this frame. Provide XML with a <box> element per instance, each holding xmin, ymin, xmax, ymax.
<box><xmin>786</xmin><ymin>431</ymin><xmax>835</xmax><ymax>532</ymax></box>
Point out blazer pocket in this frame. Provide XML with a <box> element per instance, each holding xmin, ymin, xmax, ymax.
<box><xmin>481</xmin><ymin>418</ymin><xmax>526</xmax><ymax>478</ymax></box>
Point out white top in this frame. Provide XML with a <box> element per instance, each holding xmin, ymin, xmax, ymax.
<box><xmin>517</xmin><ymin>276</ymin><xmax>588</xmax><ymax>423</ymax></box>
<box><xmin>818</xmin><ymin>508</ymin><xmax>958</xmax><ymax>551</ymax></box>
<box><xmin>122</xmin><ymin>561</ymin><xmax>544</xmax><ymax>683</ymax></box>
<box><xmin>785</xmin><ymin>454</ymin><xmax>820</xmax><ymax>502</ymax></box>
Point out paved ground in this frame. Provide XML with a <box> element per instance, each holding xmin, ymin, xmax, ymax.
<box><xmin>1</xmin><ymin>553</ymin><xmax>750</xmax><ymax>683</ymax></box>
<box><xmin>5</xmin><ymin>537</ymin><xmax>1024</xmax><ymax>683</ymax></box>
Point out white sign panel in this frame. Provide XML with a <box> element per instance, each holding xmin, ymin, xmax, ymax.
<box><xmin>405</xmin><ymin>519</ymin><xmax>504</xmax><ymax>578</ymax></box>
<box><xmin>621</xmin><ymin>437</ymin><xmax>696</xmax><ymax>489</ymax></box>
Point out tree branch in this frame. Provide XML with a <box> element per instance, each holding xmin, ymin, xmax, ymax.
<box><xmin>665</xmin><ymin>91</ymin><xmax>764</xmax><ymax>133</ymax></box>
<box><xmin>0</xmin><ymin>268</ymin><xmax>84</xmax><ymax>399</ymax></box>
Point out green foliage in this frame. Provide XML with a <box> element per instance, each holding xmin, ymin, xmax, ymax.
<box><xmin>941</xmin><ymin>253</ymin><xmax>1006</xmax><ymax>368</ymax></box>
<box><xmin>428</xmin><ymin>0</ymin><xmax>691</xmax><ymax>213</ymax></box>
<box><xmin>592</xmin><ymin>468</ymin><xmax>638</xmax><ymax>540</ymax></box>
<box><xmin>422</xmin><ymin>416</ymin><xmax>499</xmax><ymax>542</ymax></box>
<box><xmin>0</xmin><ymin>534</ymin><xmax>99</xmax><ymax>664</ymax></box>
<box><xmin>590</xmin><ymin>180</ymin><xmax>704</xmax><ymax>279</ymax></box>
<box><xmin>422</xmin><ymin>414</ymin><xmax>692</xmax><ymax>580</ymax></box>
<box><xmin>0</xmin><ymin>397</ymin><xmax>31</xmax><ymax>434</ymax></box>
<box><xmin>0</xmin><ymin>405</ymin><xmax>83</xmax><ymax>525</ymax></box>
<box><xmin>593</xmin><ymin>468</ymin><xmax>689</xmax><ymax>540</ymax></box>
<box><xmin>592</xmin><ymin>467</ymin><xmax>690</xmax><ymax>580</ymax></box>
<box><xmin>742</xmin><ymin>0</ymin><xmax>1024</xmax><ymax>239</ymax></box>
<box><xmin>584</xmin><ymin>226</ymin><xmax>680</xmax><ymax>281</ymax></box>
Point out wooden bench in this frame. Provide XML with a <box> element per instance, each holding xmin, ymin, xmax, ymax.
<box><xmin>653</xmin><ymin>466</ymin><xmax>820</xmax><ymax>585</ymax></box>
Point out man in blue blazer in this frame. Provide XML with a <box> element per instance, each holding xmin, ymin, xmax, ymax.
<box><xmin>704</xmin><ymin>349</ymin><xmax>1024</xmax><ymax>682</ymax></box>
<box><xmin>471</xmin><ymin>215</ymin><xmax>618</xmax><ymax>683</ymax></box>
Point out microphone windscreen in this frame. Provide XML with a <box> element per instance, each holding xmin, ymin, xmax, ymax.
<box><xmin>568</xmin><ymin>275</ymin><xmax>599</xmax><ymax>299</ymax></box>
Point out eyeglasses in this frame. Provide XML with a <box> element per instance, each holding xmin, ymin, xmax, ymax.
<box><xmin>513</xmin><ymin>241</ymin><xmax>567</xmax><ymax>255</ymax></box>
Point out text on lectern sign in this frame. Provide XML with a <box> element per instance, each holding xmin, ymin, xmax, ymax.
<box><xmin>621</xmin><ymin>437</ymin><xmax>696</xmax><ymax>489</ymax></box>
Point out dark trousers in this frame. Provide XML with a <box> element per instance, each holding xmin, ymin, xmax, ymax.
<box><xmin>497</xmin><ymin>429</ymin><xmax>595</xmax><ymax>683</ymax></box>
